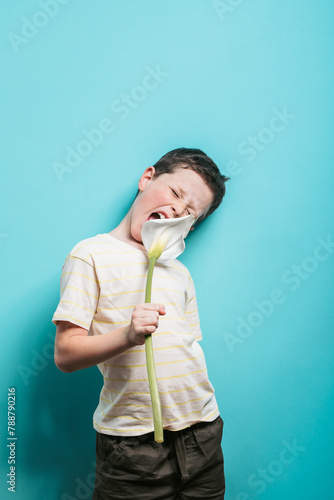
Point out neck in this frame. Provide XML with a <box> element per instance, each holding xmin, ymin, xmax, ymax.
<box><xmin>109</xmin><ymin>211</ymin><xmax>145</xmax><ymax>251</ymax></box>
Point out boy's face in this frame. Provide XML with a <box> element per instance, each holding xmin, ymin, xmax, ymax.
<box><xmin>129</xmin><ymin>167</ymin><xmax>214</xmax><ymax>244</ymax></box>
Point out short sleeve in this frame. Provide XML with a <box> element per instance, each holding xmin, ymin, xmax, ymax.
<box><xmin>185</xmin><ymin>274</ymin><xmax>202</xmax><ymax>341</ymax></box>
<box><xmin>52</xmin><ymin>254</ymin><xmax>100</xmax><ymax>330</ymax></box>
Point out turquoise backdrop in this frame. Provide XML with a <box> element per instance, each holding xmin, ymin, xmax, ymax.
<box><xmin>1</xmin><ymin>1</ymin><xmax>334</xmax><ymax>499</ymax></box>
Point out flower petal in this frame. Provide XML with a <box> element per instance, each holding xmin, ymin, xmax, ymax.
<box><xmin>141</xmin><ymin>214</ymin><xmax>195</xmax><ymax>262</ymax></box>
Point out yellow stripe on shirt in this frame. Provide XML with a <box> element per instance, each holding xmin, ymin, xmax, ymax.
<box><xmin>103</xmin><ymin>353</ymin><xmax>204</xmax><ymax>369</ymax></box>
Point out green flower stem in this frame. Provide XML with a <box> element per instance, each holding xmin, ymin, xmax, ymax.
<box><xmin>145</xmin><ymin>256</ymin><xmax>164</xmax><ymax>444</ymax></box>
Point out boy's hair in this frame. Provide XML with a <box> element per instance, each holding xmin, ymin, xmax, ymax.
<box><xmin>152</xmin><ymin>148</ymin><xmax>230</xmax><ymax>223</ymax></box>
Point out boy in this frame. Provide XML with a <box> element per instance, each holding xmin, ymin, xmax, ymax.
<box><xmin>52</xmin><ymin>148</ymin><xmax>229</xmax><ymax>499</ymax></box>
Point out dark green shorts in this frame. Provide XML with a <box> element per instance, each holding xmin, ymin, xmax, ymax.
<box><xmin>93</xmin><ymin>416</ymin><xmax>225</xmax><ymax>499</ymax></box>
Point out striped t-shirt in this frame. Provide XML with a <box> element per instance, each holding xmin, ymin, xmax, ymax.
<box><xmin>52</xmin><ymin>233</ymin><xmax>219</xmax><ymax>436</ymax></box>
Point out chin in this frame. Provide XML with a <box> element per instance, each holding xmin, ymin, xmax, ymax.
<box><xmin>131</xmin><ymin>226</ymin><xmax>143</xmax><ymax>244</ymax></box>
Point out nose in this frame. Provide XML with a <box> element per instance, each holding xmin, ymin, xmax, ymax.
<box><xmin>171</xmin><ymin>200</ymin><xmax>187</xmax><ymax>217</ymax></box>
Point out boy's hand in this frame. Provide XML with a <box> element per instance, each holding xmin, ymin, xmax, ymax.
<box><xmin>126</xmin><ymin>303</ymin><xmax>166</xmax><ymax>346</ymax></box>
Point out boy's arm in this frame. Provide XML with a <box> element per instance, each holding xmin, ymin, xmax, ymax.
<box><xmin>54</xmin><ymin>302</ymin><xmax>165</xmax><ymax>373</ymax></box>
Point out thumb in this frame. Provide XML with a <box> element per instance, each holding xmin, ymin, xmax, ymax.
<box><xmin>159</xmin><ymin>304</ymin><xmax>166</xmax><ymax>315</ymax></box>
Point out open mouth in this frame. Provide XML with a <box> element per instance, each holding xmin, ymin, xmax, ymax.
<box><xmin>147</xmin><ymin>212</ymin><xmax>167</xmax><ymax>221</ymax></box>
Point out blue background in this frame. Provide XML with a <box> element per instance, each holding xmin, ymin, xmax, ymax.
<box><xmin>1</xmin><ymin>1</ymin><xmax>334</xmax><ymax>499</ymax></box>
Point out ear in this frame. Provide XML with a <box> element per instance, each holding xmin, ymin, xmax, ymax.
<box><xmin>138</xmin><ymin>167</ymin><xmax>155</xmax><ymax>192</ymax></box>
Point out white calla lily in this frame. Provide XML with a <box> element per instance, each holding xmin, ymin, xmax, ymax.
<box><xmin>141</xmin><ymin>214</ymin><xmax>195</xmax><ymax>443</ymax></box>
<box><xmin>141</xmin><ymin>214</ymin><xmax>195</xmax><ymax>262</ymax></box>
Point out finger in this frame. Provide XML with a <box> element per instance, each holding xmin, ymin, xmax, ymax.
<box><xmin>145</xmin><ymin>304</ymin><xmax>166</xmax><ymax>316</ymax></box>
<box><xmin>137</xmin><ymin>325</ymin><xmax>156</xmax><ymax>336</ymax></box>
<box><xmin>136</xmin><ymin>310</ymin><xmax>160</xmax><ymax>322</ymax></box>
<box><xmin>158</xmin><ymin>304</ymin><xmax>166</xmax><ymax>315</ymax></box>
<box><xmin>145</xmin><ymin>325</ymin><xmax>157</xmax><ymax>334</ymax></box>
<box><xmin>145</xmin><ymin>315</ymin><xmax>160</xmax><ymax>327</ymax></box>
<box><xmin>134</xmin><ymin>312</ymin><xmax>159</xmax><ymax>327</ymax></box>
<box><xmin>141</xmin><ymin>303</ymin><xmax>165</xmax><ymax>312</ymax></box>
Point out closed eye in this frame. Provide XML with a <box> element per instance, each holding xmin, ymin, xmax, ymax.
<box><xmin>170</xmin><ymin>186</ymin><xmax>194</xmax><ymax>216</ymax></box>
